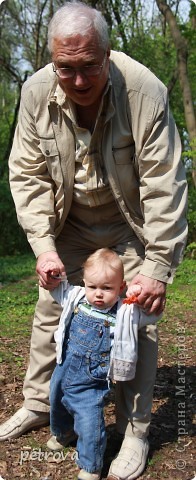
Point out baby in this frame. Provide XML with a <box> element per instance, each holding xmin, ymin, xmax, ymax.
<box><xmin>43</xmin><ymin>248</ymin><xmax>159</xmax><ymax>480</ymax></box>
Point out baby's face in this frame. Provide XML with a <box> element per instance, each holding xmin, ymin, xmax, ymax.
<box><xmin>83</xmin><ymin>265</ymin><xmax>125</xmax><ymax>310</ymax></box>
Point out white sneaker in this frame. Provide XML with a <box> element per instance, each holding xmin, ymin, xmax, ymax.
<box><xmin>78</xmin><ymin>470</ymin><xmax>101</xmax><ymax>480</ymax></box>
<box><xmin>0</xmin><ymin>407</ymin><xmax>49</xmax><ymax>441</ymax></box>
<box><xmin>47</xmin><ymin>432</ymin><xmax>77</xmax><ymax>451</ymax></box>
<box><xmin>107</xmin><ymin>436</ymin><xmax>149</xmax><ymax>480</ymax></box>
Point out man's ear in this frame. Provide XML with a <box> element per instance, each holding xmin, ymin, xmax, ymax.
<box><xmin>106</xmin><ymin>47</ymin><xmax>111</xmax><ymax>58</ymax></box>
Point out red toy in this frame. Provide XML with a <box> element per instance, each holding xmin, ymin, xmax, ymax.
<box><xmin>123</xmin><ymin>295</ymin><xmax>138</xmax><ymax>305</ymax></box>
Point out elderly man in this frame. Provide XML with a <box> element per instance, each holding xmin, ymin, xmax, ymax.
<box><xmin>0</xmin><ymin>2</ymin><xmax>187</xmax><ymax>480</ymax></box>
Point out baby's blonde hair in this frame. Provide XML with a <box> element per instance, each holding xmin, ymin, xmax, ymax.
<box><xmin>83</xmin><ymin>248</ymin><xmax>124</xmax><ymax>279</ymax></box>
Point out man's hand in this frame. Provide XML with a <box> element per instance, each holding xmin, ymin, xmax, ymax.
<box><xmin>36</xmin><ymin>252</ymin><xmax>66</xmax><ymax>290</ymax></box>
<box><xmin>126</xmin><ymin>274</ymin><xmax>166</xmax><ymax>315</ymax></box>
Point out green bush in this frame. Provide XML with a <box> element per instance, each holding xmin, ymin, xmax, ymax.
<box><xmin>0</xmin><ymin>177</ymin><xmax>30</xmax><ymax>255</ymax></box>
<box><xmin>185</xmin><ymin>242</ymin><xmax>196</xmax><ymax>259</ymax></box>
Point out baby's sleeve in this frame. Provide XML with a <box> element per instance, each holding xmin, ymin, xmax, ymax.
<box><xmin>51</xmin><ymin>278</ymin><xmax>69</xmax><ymax>307</ymax></box>
<box><xmin>138</xmin><ymin>309</ymin><xmax>162</xmax><ymax>329</ymax></box>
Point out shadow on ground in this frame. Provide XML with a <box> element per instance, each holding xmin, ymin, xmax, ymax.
<box><xmin>101</xmin><ymin>364</ymin><xmax>195</xmax><ymax>477</ymax></box>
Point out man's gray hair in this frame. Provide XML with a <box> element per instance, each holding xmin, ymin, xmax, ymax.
<box><xmin>48</xmin><ymin>1</ymin><xmax>109</xmax><ymax>52</ymax></box>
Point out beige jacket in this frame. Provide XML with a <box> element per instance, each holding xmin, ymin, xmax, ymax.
<box><xmin>9</xmin><ymin>51</ymin><xmax>188</xmax><ymax>283</ymax></box>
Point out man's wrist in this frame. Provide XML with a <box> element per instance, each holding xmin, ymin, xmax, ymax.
<box><xmin>139</xmin><ymin>258</ymin><xmax>174</xmax><ymax>284</ymax></box>
<box><xmin>29</xmin><ymin>237</ymin><xmax>57</xmax><ymax>258</ymax></box>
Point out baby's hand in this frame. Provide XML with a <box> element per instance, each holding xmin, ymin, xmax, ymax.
<box><xmin>123</xmin><ymin>285</ymin><xmax>142</xmax><ymax>304</ymax></box>
<box><xmin>36</xmin><ymin>252</ymin><xmax>66</xmax><ymax>290</ymax></box>
<box><xmin>41</xmin><ymin>261</ymin><xmax>60</xmax><ymax>279</ymax></box>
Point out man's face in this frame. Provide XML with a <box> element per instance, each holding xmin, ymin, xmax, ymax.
<box><xmin>52</xmin><ymin>33</ymin><xmax>110</xmax><ymax>107</ymax></box>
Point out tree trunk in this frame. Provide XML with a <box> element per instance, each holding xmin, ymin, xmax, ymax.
<box><xmin>1</xmin><ymin>72</ymin><xmax>28</xmax><ymax>177</ymax></box>
<box><xmin>156</xmin><ymin>0</ymin><xmax>196</xmax><ymax>186</ymax></box>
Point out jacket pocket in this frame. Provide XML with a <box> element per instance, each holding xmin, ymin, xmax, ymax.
<box><xmin>112</xmin><ymin>144</ymin><xmax>139</xmax><ymax>191</ymax></box>
<box><xmin>39</xmin><ymin>138</ymin><xmax>63</xmax><ymax>183</ymax></box>
<box><xmin>39</xmin><ymin>137</ymin><xmax>59</xmax><ymax>157</ymax></box>
<box><xmin>112</xmin><ymin>143</ymin><xmax>135</xmax><ymax>165</ymax></box>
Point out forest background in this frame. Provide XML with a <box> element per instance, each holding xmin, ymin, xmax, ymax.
<box><xmin>0</xmin><ymin>0</ymin><xmax>195</xmax><ymax>255</ymax></box>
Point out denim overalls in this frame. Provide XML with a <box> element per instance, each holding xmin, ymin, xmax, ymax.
<box><xmin>50</xmin><ymin>301</ymin><xmax>117</xmax><ymax>473</ymax></box>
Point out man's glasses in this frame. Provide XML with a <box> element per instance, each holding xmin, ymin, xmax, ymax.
<box><xmin>53</xmin><ymin>54</ymin><xmax>106</xmax><ymax>79</ymax></box>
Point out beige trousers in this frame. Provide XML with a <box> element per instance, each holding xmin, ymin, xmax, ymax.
<box><xmin>23</xmin><ymin>201</ymin><xmax>158</xmax><ymax>439</ymax></box>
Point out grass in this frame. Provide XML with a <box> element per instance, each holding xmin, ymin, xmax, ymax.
<box><xmin>0</xmin><ymin>278</ymin><xmax>38</xmax><ymax>338</ymax></box>
<box><xmin>0</xmin><ymin>253</ymin><xmax>36</xmax><ymax>284</ymax></box>
<box><xmin>0</xmin><ymin>254</ymin><xmax>37</xmax><ymax>367</ymax></box>
<box><xmin>159</xmin><ymin>258</ymin><xmax>195</xmax><ymax>323</ymax></box>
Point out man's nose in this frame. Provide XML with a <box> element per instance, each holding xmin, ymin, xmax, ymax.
<box><xmin>73</xmin><ymin>71</ymin><xmax>89</xmax><ymax>86</ymax></box>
